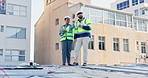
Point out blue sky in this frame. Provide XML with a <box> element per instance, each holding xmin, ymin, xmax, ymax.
<box><xmin>30</xmin><ymin>0</ymin><xmax>116</xmax><ymax>61</ymax></box>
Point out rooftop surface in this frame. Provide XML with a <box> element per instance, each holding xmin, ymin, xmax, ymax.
<box><xmin>0</xmin><ymin>63</ymin><xmax>148</xmax><ymax>78</ymax></box>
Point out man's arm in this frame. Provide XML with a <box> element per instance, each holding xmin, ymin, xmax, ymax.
<box><xmin>82</xmin><ymin>19</ymin><xmax>92</xmax><ymax>30</ymax></box>
<box><xmin>59</xmin><ymin>26</ymin><xmax>64</xmax><ymax>36</ymax></box>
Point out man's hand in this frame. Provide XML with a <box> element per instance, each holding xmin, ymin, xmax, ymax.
<box><xmin>62</xmin><ymin>30</ymin><xmax>67</xmax><ymax>33</ymax></box>
<box><xmin>78</xmin><ymin>25</ymin><xmax>83</xmax><ymax>28</ymax></box>
<box><xmin>72</xmin><ymin>20</ymin><xmax>75</xmax><ymax>25</ymax></box>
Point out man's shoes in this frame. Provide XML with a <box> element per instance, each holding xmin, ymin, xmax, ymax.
<box><xmin>62</xmin><ymin>63</ymin><xmax>66</xmax><ymax>66</ymax></box>
<box><xmin>73</xmin><ymin>62</ymin><xmax>79</xmax><ymax>66</ymax></box>
<box><xmin>83</xmin><ymin>63</ymin><xmax>87</xmax><ymax>66</ymax></box>
<box><xmin>68</xmin><ymin>64</ymin><xmax>73</xmax><ymax>66</ymax></box>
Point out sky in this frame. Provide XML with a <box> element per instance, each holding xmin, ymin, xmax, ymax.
<box><xmin>31</xmin><ymin>0</ymin><xmax>116</xmax><ymax>61</ymax></box>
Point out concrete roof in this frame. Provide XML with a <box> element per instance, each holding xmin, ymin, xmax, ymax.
<box><xmin>0</xmin><ymin>63</ymin><xmax>148</xmax><ymax>78</ymax></box>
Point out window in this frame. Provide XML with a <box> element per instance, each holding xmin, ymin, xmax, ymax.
<box><xmin>140</xmin><ymin>0</ymin><xmax>144</xmax><ymax>3</ymax></box>
<box><xmin>123</xmin><ymin>1</ymin><xmax>127</xmax><ymax>9</ymax></box>
<box><xmin>0</xmin><ymin>0</ymin><xmax>6</xmax><ymax>14</ymax></box>
<box><xmin>90</xmin><ymin>8</ymin><xmax>103</xmax><ymax>23</ymax></box>
<box><xmin>83</xmin><ymin>7</ymin><xmax>89</xmax><ymax>19</ymax></box>
<box><xmin>55</xmin><ymin>18</ymin><xmax>59</xmax><ymax>25</ymax></box>
<box><xmin>46</xmin><ymin>0</ymin><xmax>55</xmax><ymax>5</ymax></box>
<box><xmin>104</xmin><ymin>11</ymin><xmax>115</xmax><ymax>25</ymax></box>
<box><xmin>72</xmin><ymin>14</ymin><xmax>75</xmax><ymax>19</ymax></box>
<box><xmin>138</xmin><ymin>20</ymin><xmax>147</xmax><ymax>32</ymax></box>
<box><xmin>19</xmin><ymin>6</ymin><xmax>27</xmax><ymax>17</ymax></box>
<box><xmin>55</xmin><ymin>43</ymin><xmax>59</xmax><ymax>50</ymax></box>
<box><xmin>133</xmin><ymin>19</ymin><xmax>138</xmax><ymax>30</ymax></box>
<box><xmin>127</xmin><ymin>16</ymin><xmax>132</xmax><ymax>28</ymax></box>
<box><xmin>99</xmin><ymin>36</ymin><xmax>105</xmax><ymax>50</ymax></box>
<box><xmin>138</xmin><ymin>20</ymin><xmax>143</xmax><ymax>31</ymax></box>
<box><xmin>113</xmin><ymin>38</ymin><xmax>119</xmax><ymax>51</ymax></box>
<box><xmin>141</xmin><ymin>42</ymin><xmax>146</xmax><ymax>53</ymax></box>
<box><xmin>0</xmin><ymin>25</ymin><xmax>4</xmax><ymax>32</ymax></box>
<box><xmin>116</xmin><ymin>13</ymin><xmax>126</xmax><ymax>27</ymax></box>
<box><xmin>7</xmin><ymin>4</ymin><xmax>27</xmax><ymax>17</ymax></box>
<box><xmin>120</xmin><ymin>2</ymin><xmax>123</xmax><ymax>10</ymax></box>
<box><xmin>140</xmin><ymin>8</ymin><xmax>145</xmax><ymax>15</ymax></box>
<box><xmin>0</xmin><ymin>49</ymin><xmax>3</xmax><ymax>56</ymax></box>
<box><xmin>47</xmin><ymin>0</ymin><xmax>51</xmax><ymax>5</ymax></box>
<box><xmin>88</xmin><ymin>35</ymin><xmax>94</xmax><ymax>50</ymax></box>
<box><xmin>136</xmin><ymin>41</ymin><xmax>139</xmax><ymax>51</ymax></box>
<box><xmin>134</xmin><ymin>9</ymin><xmax>139</xmax><ymax>16</ymax></box>
<box><xmin>6</xmin><ymin>27</ymin><xmax>26</xmax><ymax>39</ymax></box>
<box><xmin>117</xmin><ymin>0</ymin><xmax>130</xmax><ymax>10</ymax></box>
<box><xmin>5</xmin><ymin>50</ymin><xmax>25</xmax><ymax>62</ymax></box>
<box><xmin>123</xmin><ymin>39</ymin><xmax>129</xmax><ymax>52</ymax></box>
<box><xmin>117</xmin><ymin>4</ymin><xmax>120</xmax><ymax>10</ymax></box>
<box><xmin>127</xmin><ymin>0</ymin><xmax>130</xmax><ymax>8</ymax></box>
<box><xmin>132</xmin><ymin>0</ymin><xmax>138</xmax><ymax>6</ymax></box>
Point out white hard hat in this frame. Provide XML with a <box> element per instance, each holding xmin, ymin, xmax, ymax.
<box><xmin>64</xmin><ymin>16</ymin><xmax>71</xmax><ymax>20</ymax></box>
<box><xmin>76</xmin><ymin>11</ymin><xmax>83</xmax><ymax>15</ymax></box>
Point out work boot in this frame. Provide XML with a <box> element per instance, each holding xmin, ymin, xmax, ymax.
<box><xmin>68</xmin><ymin>64</ymin><xmax>73</xmax><ymax>66</ymax></box>
<box><xmin>83</xmin><ymin>63</ymin><xmax>87</xmax><ymax>66</ymax></box>
<box><xmin>73</xmin><ymin>62</ymin><xmax>78</xmax><ymax>66</ymax></box>
<box><xmin>62</xmin><ymin>63</ymin><xmax>66</xmax><ymax>66</ymax></box>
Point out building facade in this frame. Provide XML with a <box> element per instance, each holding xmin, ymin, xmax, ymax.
<box><xmin>111</xmin><ymin>0</ymin><xmax>148</xmax><ymax>17</ymax></box>
<box><xmin>35</xmin><ymin>0</ymin><xmax>148</xmax><ymax>65</ymax></box>
<box><xmin>0</xmin><ymin>0</ymin><xmax>31</xmax><ymax>65</ymax></box>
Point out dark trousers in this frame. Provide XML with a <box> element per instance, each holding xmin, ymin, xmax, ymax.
<box><xmin>61</xmin><ymin>39</ymin><xmax>73</xmax><ymax>64</ymax></box>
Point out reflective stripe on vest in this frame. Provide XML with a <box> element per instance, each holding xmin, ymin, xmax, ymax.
<box><xmin>76</xmin><ymin>31</ymin><xmax>90</xmax><ymax>34</ymax></box>
<box><xmin>61</xmin><ymin>36</ymin><xmax>73</xmax><ymax>39</ymax></box>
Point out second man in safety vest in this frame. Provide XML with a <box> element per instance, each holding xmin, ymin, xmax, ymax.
<box><xmin>73</xmin><ymin>11</ymin><xmax>92</xmax><ymax>66</ymax></box>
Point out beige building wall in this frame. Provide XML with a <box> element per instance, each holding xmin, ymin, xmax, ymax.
<box><xmin>35</xmin><ymin>0</ymin><xmax>89</xmax><ymax>65</ymax></box>
<box><xmin>35</xmin><ymin>0</ymin><xmax>148</xmax><ymax>65</ymax></box>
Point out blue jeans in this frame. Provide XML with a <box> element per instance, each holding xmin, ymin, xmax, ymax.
<box><xmin>61</xmin><ymin>39</ymin><xmax>73</xmax><ymax>64</ymax></box>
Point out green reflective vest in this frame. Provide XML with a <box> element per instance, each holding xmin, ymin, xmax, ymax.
<box><xmin>74</xmin><ymin>18</ymin><xmax>92</xmax><ymax>34</ymax></box>
<box><xmin>60</xmin><ymin>24</ymin><xmax>74</xmax><ymax>41</ymax></box>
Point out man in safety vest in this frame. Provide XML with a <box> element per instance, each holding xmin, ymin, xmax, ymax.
<box><xmin>73</xmin><ymin>11</ymin><xmax>92</xmax><ymax>66</ymax></box>
<box><xmin>59</xmin><ymin>16</ymin><xmax>75</xmax><ymax>66</ymax></box>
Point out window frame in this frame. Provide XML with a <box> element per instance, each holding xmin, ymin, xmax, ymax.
<box><xmin>46</xmin><ymin>0</ymin><xmax>55</xmax><ymax>5</ymax></box>
<box><xmin>132</xmin><ymin>0</ymin><xmax>138</xmax><ymax>6</ymax></box>
<box><xmin>104</xmin><ymin>11</ymin><xmax>115</xmax><ymax>25</ymax></box>
<box><xmin>123</xmin><ymin>39</ymin><xmax>129</xmax><ymax>52</ymax></box>
<box><xmin>0</xmin><ymin>25</ymin><xmax>4</xmax><ymax>32</ymax></box>
<box><xmin>116</xmin><ymin>13</ymin><xmax>127</xmax><ymax>27</ymax></box>
<box><xmin>0</xmin><ymin>49</ymin><xmax>3</xmax><ymax>56</ymax></box>
<box><xmin>6</xmin><ymin>26</ymin><xmax>26</xmax><ymax>39</ymax></box>
<box><xmin>138</xmin><ymin>20</ymin><xmax>147</xmax><ymax>32</ymax></box>
<box><xmin>55</xmin><ymin>43</ymin><xmax>59</xmax><ymax>50</ymax></box>
<box><xmin>55</xmin><ymin>18</ymin><xmax>59</xmax><ymax>26</ymax></box>
<box><xmin>98</xmin><ymin>36</ymin><xmax>106</xmax><ymax>51</ymax></box>
<box><xmin>89</xmin><ymin>8</ymin><xmax>103</xmax><ymax>23</ymax></box>
<box><xmin>134</xmin><ymin>9</ymin><xmax>139</xmax><ymax>16</ymax></box>
<box><xmin>140</xmin><ymin>8</ymin><xmax>145</xmax><ymax>15</ymax></box>
<box><xmin>117</xmin><ymin>0</ymin><xmax>130</xmax><ymax>10</ymax></box>
<box><xmin>7</xmin><ymin>4</ymin><xmax>27</xmax><ymax>17</ymax></box>
<box><xmin>141</xmin><ymin>42</ymin><xmax>146</xmax><ymax>53</ymax></box>
<box><xmin>113</xmin><ymin>38</ymin><xmax>120</xmax><ymax>51</ymax></box>
<box><xmin>5</xmin><ymin>49</ymin><xmax>25</xmax><ymax>62</ymax></box>
<box><xmin>140</xmin><ymin>0</ymin><xmax>144</xmax><ymax>3</ymax></box>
